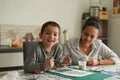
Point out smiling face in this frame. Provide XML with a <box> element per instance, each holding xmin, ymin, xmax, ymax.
<box><xmin>40</xmin><ymin>25</ymin><xmax>60</xmax><ymax>48</ymax></box>
<box><xmin>81</xmin><ymin>26</ymin><xmax>99</xmax><ymax>46</ymax></box>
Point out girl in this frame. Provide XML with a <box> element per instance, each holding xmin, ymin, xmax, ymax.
<box><xmin>63</xmin><ymin>17</ymin><xmax>120</xmax><ymax>66</ymax></box>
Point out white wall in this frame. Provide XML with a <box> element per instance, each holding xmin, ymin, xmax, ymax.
<box><xmin>0</xmin><ymin>0</ymin><xmax>90</xmax><ymax>43</ymax></box>
<box><xmin>1</xmin><ymin>0</ymin><xmax>120</xmax><ymax>57</ymax></box>
<box><xmin>100</xmin><ymin>0</ymin><xmax>120</xmax><ymax>57</ymax></box>
<box><xmin>109</xmin><ymin>18</ymin><xmax>120</xmax><ymax>57</ymax></box>
<box><xmin>1</xmin><ymin>0</ymin><xmax>120</xmax><ymax>62</ymax></box>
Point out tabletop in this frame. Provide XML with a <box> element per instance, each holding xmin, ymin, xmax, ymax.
<box><xmin>0</xmin><ymin>65</ymin><xmax>120</xmax><ymax>80</ymax></box>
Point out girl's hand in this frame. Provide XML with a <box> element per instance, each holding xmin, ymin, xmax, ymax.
<box><xmin>87</xmin><ymin>58</ymin><xmax>99</xmax><ymax>66</ymax></box>
<box><xmin>44</xmin><ymin>57</ymin><xmax>55</xmax><ymax>69</ymax></box>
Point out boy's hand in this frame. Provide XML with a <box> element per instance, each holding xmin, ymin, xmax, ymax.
<box><xmin>34</xmin><ymin>69</ymin><xmax>44</xmax><ymax>74</ymax></box>
<box><xmin>63</xmin><ymin>56</ymin><xmax>72</xmax><ymax>66</ymax></box>
<box><xmin>44</xmin><ymin>57</ymin><xmax>55</xmax><ymax>69</ymax></box>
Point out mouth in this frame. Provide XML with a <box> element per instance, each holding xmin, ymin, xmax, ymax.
<box><xmin>47</xmin><ymin>40</ymin><xmax>55</xmax><ymax>43</ymax></box>
<box><xmin>83</xmin><ymin>40</ymin><xmax>90</xmax><ymax>44</ymax></box>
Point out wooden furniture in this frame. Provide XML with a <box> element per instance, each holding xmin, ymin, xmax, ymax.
<box><xmin>99</xmin><ymin>20</ymin><xmax>108</xmax><ymax>45</ymax></box>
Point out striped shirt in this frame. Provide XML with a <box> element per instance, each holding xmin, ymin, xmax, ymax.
<box><xmin>63</xmin><ymin>38</ymin><xmax>120</xmax><ymax>65</ymax></box>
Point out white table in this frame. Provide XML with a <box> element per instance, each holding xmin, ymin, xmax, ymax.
<box><xmin>0</xmin><ymin>65</ymin><xmax>120</xmax><ymax>80</ymax></box>
<box><xmin>0</xmin><ymin>70</ymin><xmax>70</xmax><ymax>80</ymax></box>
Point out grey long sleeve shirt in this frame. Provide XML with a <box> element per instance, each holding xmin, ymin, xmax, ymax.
<box><xmin>24</xmin><ymin>42</ymin><xmax>63</xmax><ymax>73</ymax></box>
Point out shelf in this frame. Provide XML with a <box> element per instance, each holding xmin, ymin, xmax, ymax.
<box><xmin>0</xmin><ymin>45</ymin><xmax>23</xmax><ymax>53</ymax></box>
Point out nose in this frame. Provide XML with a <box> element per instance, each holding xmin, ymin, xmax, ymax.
<box><xmin>49</xmin><ymin>34</ymin><xmax>54</xmax><ymax>39</ymax></box>
<box><xmin>86</xmin><ymin>36</ymin><xmax>91</xmax><ymax>41</ymax></box>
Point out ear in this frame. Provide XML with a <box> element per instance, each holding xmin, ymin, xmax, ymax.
<box><xmin>39</xmin><ymin>33</ymin><xmax>42</xmax><ymax>39</ymax></box>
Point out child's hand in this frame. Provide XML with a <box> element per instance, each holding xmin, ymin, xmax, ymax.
<box><xmin>44</xmin><ymin>57</ymin><xmax>55</xmax><ymax>69</ymax></box>
<box><xmin>63</xmin><ymin>56</ymin><xmax>72</xmax><ymax>66</ymax></box>
<box><xmin>33</xmin><ymin>69</ymin><xmax>44</xmax><ymax>74</ymax></box>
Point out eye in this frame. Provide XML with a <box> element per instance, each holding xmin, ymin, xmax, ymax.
<box><xmin>84</xmin><ymin>33</ymin><xmax>89</xmax><ymax>37</ymax></box>
<box><xmin>53</xmin><ymin>33</ymin><xmax>58</xmax><ymax>36</ymax></box>
<box><xmin>45</xmin><ymin>32</ymin><xmax>50</xmax><ymax>35</ymax></box>
<box><xmin>90</xmin><ymin>35</ymin><xmax>95</xmax><ymax>39</ymax></box>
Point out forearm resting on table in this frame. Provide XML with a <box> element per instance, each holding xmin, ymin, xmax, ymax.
<box><xmin>99</xmin><ymin>59</ymin><xmax>115</xmax><ymax>65</ymax></box>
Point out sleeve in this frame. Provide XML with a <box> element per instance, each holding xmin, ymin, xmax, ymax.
<box><xmin>99</xmin><ymin>41</ymin><xmax>120</xmax><ymax>64</ymax></box>
<box><xmin>24</xmin><ymin>46</ymin><xmax>45</xmax><ymax>73</ymax></box>
<box><xmin>63</xmin><ymin>41</ymin><xmax>71</xmax><ymax>57</ymax></box>
<box><xmin>53</xmin><ymin>44</ymin><xmax>64</xmax><ymax>67</ymax></box>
